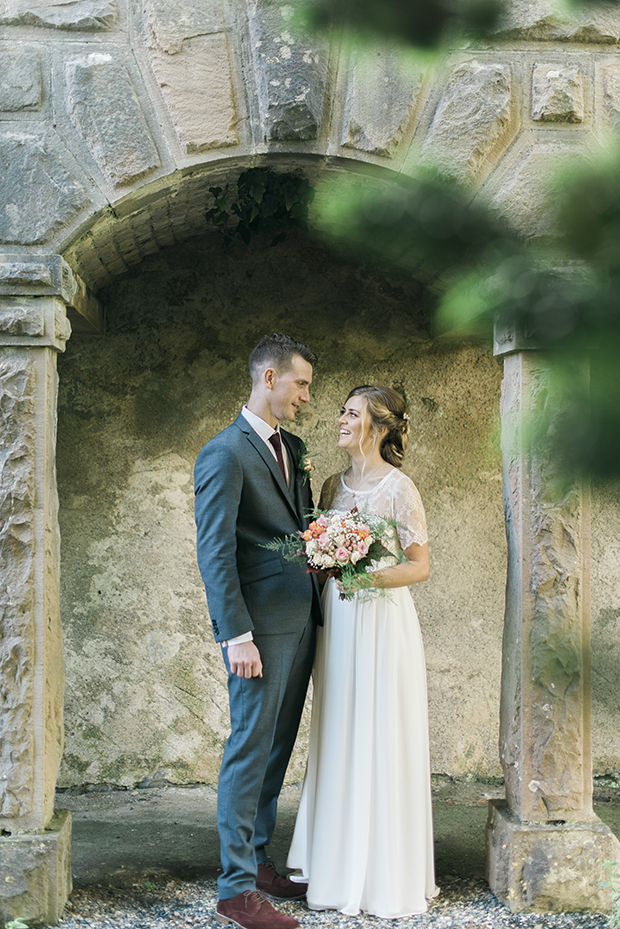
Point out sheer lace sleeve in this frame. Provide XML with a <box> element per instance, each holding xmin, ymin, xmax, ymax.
<box><xmin>390</xmin><ymin>472</ymin><xmax>428</xmax><ymax>550</ymax></box>
<box><xmin>319</xmin><ymin>472</ymin><xmax>342</xmax><ymax>510</ymax></box>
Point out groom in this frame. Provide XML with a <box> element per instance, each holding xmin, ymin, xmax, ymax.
<box><xmin>194</xmin><ymin>334</ymin><xmax>322</xmax><ymax>929</ymax></box>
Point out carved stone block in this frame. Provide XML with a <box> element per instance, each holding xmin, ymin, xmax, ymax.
<box><xmin>247</xmin><ymin>0</ymin><xmax>328</xmax><ymax>142</ymax></box>
<box><xmin>0</xmin><ymin>0</ymin><xmax>117</xmax><ymax>31</ymax></box>
<box><xmin>0</xmin><ymin>50</ymin><xmax>42</xmax><ymax>112</ymax></box>
<box><xmin>422</xmin><ymin>61</ymin><xmax>512</xmax><ymax>184</ymax></box>
<box><xmin>499</xmin><ymin>352</ymin><xmax>591</xmax><ymax>821</ymax></box>
<box><xmin>0</xmin><ymin>301</ymin><xmax>44</xmax><ymax>336</ymax></box>
<box><xmin>0</xmin><ymin>351</ymin><xmax>36</xmax><ymax>825</ymax></box>
<box><xmin>143</xmin><ymin>0</ymin><xmax>238</xmax><ymax>153</ymax></box>
<box><xmin>65</xmin><ymin>53</ymin><xmax>159</xmax><ymax>187</ymax></box>
<box><xmin>498</xmin><ymin>0</ymin><xmax>620</xmax><ymax>42</ymax></box>
<box><xmin>341</xmin><ymin>45</ymin><xmax>422</xmax><ymax>157</ymax></box>
<box><xmin>0</xmin><ymin>261</ymin><xmax>52</xmax><ymax>288</ymax></box>
<box><xmin>0</xmin><ymin>343</ymin><xmax>65</xmax><ymax>835</ymax></box>
<box><xmin>602</xmin><ymin>66</ymin><xmax>620</xmax><ymax>133</ymax></box>
<box><xmin>0</xmin><ymin>132</ymin><xmax>89</xmax><ymax>245</ymax></box>
<box><xmin>0</xmin><ymin>256</ymin><xmax>103</xmax><ymax>335</ymax></box>
<box><xmin>0</xmin><ymin>809</ymin><xmax>71</xmax><ymax>925</ymax></box>
<box><xmin>487</xmin><ymin>801</ymin><xmax>620</xmax><ymax>913</ymax></box>
<box><xmin>0</xmin><ymin>297</ymin><xmax>71</xmax><ymax>350</ymax></box>
<box><xmin>491</xmin><ymin>143</ymin><xmax>579</xmax><ymax>238</ymax></box>
<box><xmin>532</xmin><ymin>65</ymin><xmax>584</xmax><ymax>123</ymax></box>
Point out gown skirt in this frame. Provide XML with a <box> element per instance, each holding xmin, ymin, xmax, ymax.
<box><xmin>287</xmin><ymin>575</ymin><xmax>437</xmax><ymax>918</ymax></box>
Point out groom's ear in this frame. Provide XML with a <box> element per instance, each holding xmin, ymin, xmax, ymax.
<box><xmin>264</xmin><ymin>367</ymin><xmax>277</xmax><ymax>389</ymax></box>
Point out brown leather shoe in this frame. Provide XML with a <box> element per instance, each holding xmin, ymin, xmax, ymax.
<box><xmin>256</xmin><ymin>860</ymin><xmax>307</xmax><ymax>900</ymax></box>
<box><xmin>215</xmin><ymin>890</ymin><xmax>300</xmax><ymax>929</ymax></box>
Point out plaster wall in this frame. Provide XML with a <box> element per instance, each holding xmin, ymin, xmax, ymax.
<box><xmin>56</xmin><ymin>231</ymin><xmax>509</xmax><ymax>787</ymax></box>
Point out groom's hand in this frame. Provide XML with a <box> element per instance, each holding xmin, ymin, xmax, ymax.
<box><xmin>227</xmin><ymin>641</ymin><xmax>263</xmax><ymax>678</ymax></box>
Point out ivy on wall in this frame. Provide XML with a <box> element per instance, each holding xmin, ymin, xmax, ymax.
<box><xmin>205</xmin><ymin>168</ymin><xmax>315</xmax><ymax>245</ymax></box>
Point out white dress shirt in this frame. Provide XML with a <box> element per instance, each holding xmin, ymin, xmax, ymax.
<box><xmin>223</xmin><ymin>407</ymin><xmax>290</xmax><ymax>648</ymax></box>
<box><xmin>240</xmin><ymin>405</ymin><xmax>290</xmax><ymax>483</ymax></box>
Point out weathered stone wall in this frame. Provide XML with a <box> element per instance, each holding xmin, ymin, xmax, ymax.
<box><xmin>55</xmin><ymin>231</ymin><xmax>507</xmax><ymax>787</ymax></box>
<box><xmin>2</xmin><ymin>0</ymin><xmax>620</xmax><ymax>286</ymax></box>
<box><xmin>0</xmin><ymin>0</ymin><xmax>616</xmax><ymax>790</ymax></box>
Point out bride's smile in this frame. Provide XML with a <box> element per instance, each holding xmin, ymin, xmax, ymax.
<box><xmin>337</xmin><ymin>396</ymin><xmax>369</xmax><ymax>451</ymax></box>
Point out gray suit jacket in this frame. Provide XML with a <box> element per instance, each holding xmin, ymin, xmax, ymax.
<box><xmin>194</xmin><ymin>413</ymin><xmax>321</xmax><ymax>642</ymax></box>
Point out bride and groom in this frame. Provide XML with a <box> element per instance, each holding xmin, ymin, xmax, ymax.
<box><xmin>194</xmin><ymin>333</ymin><xmax>437</xmax><ymax>929</ymax></box>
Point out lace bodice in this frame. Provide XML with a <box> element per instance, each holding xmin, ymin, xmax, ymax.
<box><xmin>319</xmin><ymin>468</ymin><xmax>428</xmax><ymax>552</ymax></box>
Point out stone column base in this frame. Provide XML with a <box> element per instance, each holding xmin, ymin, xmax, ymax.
<box><xmin>0</xmin><ymin>809</ymin><xmax>72</xmax><ymax>925</ymax></box>
<box><xmin>487</xmin><ymin>799</ymin><xmax>620</xmax><ymax>913</ymax></box>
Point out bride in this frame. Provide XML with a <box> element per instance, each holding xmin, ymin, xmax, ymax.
<box><xmin>287</xmin><ymin>385</ymin><xmax>438</xmax><ymax>918</ymax></box>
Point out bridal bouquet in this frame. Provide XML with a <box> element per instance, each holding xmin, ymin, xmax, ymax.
<box><xmin>263</xmin><ymin>508</ymin><xmax>401</xmax><ymax>600</ymax></box>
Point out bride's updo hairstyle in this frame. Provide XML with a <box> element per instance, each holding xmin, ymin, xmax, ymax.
<box><xmin>347</xmin><ymin>385</ymin><xmax>410</xmax><ymax>468</ymax></box>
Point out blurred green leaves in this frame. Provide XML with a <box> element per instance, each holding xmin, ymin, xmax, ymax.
<box><xmin>313</xmin><ymin>169</ymin><xmax>515</xmax><ymax>281</ymax></box>
<box><xmin>304</xmin><ymin>0</ymin><xmax>620</xmax><ymax>50</ymax></box>
<box><xmin>306</xmin><ymin>0</ymin><xmax>504</xmax><ymax>48</ymax></box>
<box><xmin>312</xmin><ymin>146</ymin><xmax>620</xmax><ymax>475</ymax></box>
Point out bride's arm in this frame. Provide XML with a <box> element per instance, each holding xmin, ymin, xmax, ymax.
<box><xmin>368</xmin><ymin>541</ymin><xmax>430</xmax><ymax>589</ymax></box>
<box><xmin>365</xmin><ymin>472</ymin><xmax>429</xmax><ymax>589</ymax></box>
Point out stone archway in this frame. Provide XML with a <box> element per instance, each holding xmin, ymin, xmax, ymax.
<box><xmin>2</xmin><ymin>0</ymin><xmax>620</xmax><ymax>921</ymax></box>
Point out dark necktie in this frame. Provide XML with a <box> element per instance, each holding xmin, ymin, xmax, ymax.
<box><xmin>268</xmin><ymin>432</ymin><xmax>286</xmax><ymax>481</ymax></box>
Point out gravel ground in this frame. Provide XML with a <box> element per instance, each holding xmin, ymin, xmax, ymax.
<box><xmin>55</xmin><ymin>782</ymin><xmax>619</xmax><ymax>929</ymax></box>
<box><xmin>58</xmin><ymin>876</ymin><xmax>610</xmax><ymax>929</ymax></box>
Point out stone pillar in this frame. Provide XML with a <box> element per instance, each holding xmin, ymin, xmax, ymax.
<box><xmin>0</xmin><ymin>257</ymin><xmax>89</xmax><ymax>924</ymax></box>
<box><xmin>488</xmin><ymin>326</ymin><xmax>620</xmax><ymax>913</ymax></box>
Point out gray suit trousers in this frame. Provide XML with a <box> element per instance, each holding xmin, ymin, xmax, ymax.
<box><xmin>217</xmin><ymin>616</ymin><xmax>316</xmax><ymax>899</ymax></box>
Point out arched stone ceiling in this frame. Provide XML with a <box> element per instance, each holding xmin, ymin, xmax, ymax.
<box><xmin>0</xmin><ymin>0</ymin><xmax>619</xmax><ymax>295</ymax></box>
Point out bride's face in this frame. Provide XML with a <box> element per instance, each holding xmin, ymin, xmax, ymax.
<box><xmin>338</xmin><ymin>395</ymin><xmax>373</xmax><ymax>453</ymax></box>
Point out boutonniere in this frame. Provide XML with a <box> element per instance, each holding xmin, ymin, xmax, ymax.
<box><xmin>298</xmin><ymin>439</ymin><xmax>316</xmax><ymax>485</ymax></box>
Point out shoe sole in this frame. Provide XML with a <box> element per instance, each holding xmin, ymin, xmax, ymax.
<box><xmin>215</xmin><ymin>913</ymin><xmax>300</xmax><ymax>929</ymax></box>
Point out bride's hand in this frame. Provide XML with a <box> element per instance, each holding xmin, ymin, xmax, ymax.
<box><xmin>335</xmin><ymin>575</ymin><xmax>367</xmax><ymax>595</ymax></box>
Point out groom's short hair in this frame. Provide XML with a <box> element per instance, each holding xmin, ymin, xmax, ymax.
<box><xmin>249</xmin><ymin>333</ymin><xmax>317</xmax><ymax>383</ymax></box>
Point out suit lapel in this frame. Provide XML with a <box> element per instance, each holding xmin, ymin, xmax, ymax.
<box><xmin>235</xmin><ymin>416</ymin><xmax>299</xmax><ymax>521</ymax></box>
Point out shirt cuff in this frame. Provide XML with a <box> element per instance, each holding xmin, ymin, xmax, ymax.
<box><xmin>222</xmin><ymin>631</ymin><xmax>254</xmax><ymax>648</ymax></box>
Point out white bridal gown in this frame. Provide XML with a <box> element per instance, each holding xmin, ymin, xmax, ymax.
<box><xmin>287</xmin><ymin>468</ymin><xmax>437</xmax><ymax>918</ymax></box>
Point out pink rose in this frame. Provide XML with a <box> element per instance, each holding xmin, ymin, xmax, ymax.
<box><xmin>335</xmin><ymin>547</ymin><xmax>350</xmax><ymax>563</ymax></box>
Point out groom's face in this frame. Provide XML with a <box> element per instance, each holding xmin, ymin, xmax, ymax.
<box><xmin>269</xmin><ymin>354</ymin><xmax>313</xmax><ymax>422</ymax></box>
